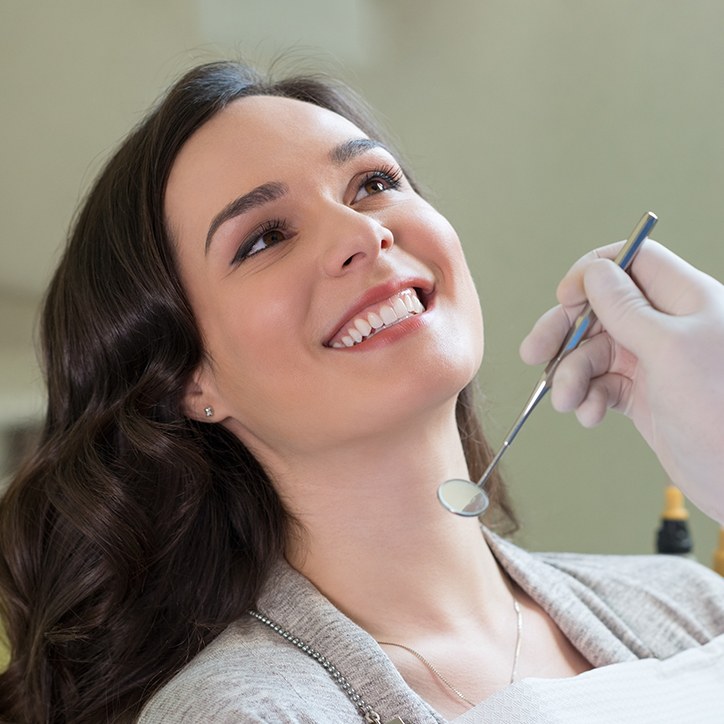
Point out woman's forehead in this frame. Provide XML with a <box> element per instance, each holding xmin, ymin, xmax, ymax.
<box><xmin>180</xmin><ymin>95</ymin><xmax>368</xmax><ymax>166</ymax></box>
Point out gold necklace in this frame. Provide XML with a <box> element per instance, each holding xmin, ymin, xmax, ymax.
<box><xmin>377</xmin><ymin>596</ymin><xmax>523</xmax><ymax>708</ymax></box>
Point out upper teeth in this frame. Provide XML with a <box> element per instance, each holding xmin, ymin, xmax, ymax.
<box><xmin>331</xmin><ymin>289</ymin><xmax>425</xmax><ymax>348</ymax></box>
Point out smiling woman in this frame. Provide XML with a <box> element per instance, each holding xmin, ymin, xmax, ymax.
<box><xmin>1</xmin><ymin>60</ymin><xmax>723</xmax><ymax>724</ymax></box>
<box><xmin>0</xmin><ymin>61</ymin><xmax>512</xmax><ymax>723</ymax></box>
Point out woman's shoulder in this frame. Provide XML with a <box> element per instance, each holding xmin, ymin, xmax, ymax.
<box><xmin>488</xmin><ymin>531</ymin><xmax>724</xmax><ymax>661</ymax></box>
<box><xmin>137</xmin><ymin>617</ymin><xmax>360</xmax><ymax>723</ymax></box>
<box><xmin>535</xmin><ymin>547</ymin><xmax>724</xmax><ymax>612</ymax></box>
<box><xmin>491</xmin><ymin>528</ymin><xmax>723</xmax><ymax>612</ymax></box>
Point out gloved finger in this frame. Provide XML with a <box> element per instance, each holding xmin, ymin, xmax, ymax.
<box><xmin>573</xmin><ymin>373</ymin><xmax>633</xmax><ymax>428</ymax></box>
<box><xmin>582</xmin><ymin>260</ymin><xmax>664</xmax><ymax>356</ymax></box>
<box><xmin>519</xmin><ymin>303</ymin><xmax>588</xmax><ymax>365</ymax></box>
<box><xmin>548</xmin><ymin>333</ymin><xmax>617</xmax><ymax>412</ymax></box>
<box><xmin>558</xmin><ymin>239</ymin><xmax>711</xmax><ymax>316</ymax></box>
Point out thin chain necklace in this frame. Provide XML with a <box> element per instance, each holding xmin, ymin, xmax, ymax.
<box><xmin>377</xmin><ymin>595</ymin><xmax>523</xmax><ymax>708</ymax></box>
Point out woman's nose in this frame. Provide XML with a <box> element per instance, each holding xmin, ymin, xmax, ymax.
<box><xmin>318</xmin><ymin>205</ymin><xmax>394</xmax><ymax>276</ymax></box>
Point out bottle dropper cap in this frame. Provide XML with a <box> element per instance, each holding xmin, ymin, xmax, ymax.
<box><xmin>661</xmin><ymin>485</ymin><xmax>689</xmax><ymax>521</ymax></box>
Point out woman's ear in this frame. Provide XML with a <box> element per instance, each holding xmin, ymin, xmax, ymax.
<box><xmin>182</xmin><ymin>362</ymin><xmax>223</xmax><ymax>422</ymax></box>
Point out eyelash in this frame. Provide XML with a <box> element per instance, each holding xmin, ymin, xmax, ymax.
<box><xmin>358</xmin><ymin>164</ymin><xmax>404</xmax><ymax>196</ymax></box>
<box><xmin>230</xmin><ymin>165</ymin><xmax>404</xmax><ymax>266</ymax></box>
<box><xmin>231</xmin><ymin>218</ymin><xmax>290</xmax><ymax>265</ymax></box>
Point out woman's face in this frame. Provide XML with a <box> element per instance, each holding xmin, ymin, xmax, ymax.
<box><xmin>166</xmin><ymin>95</ymin><xmax>483</xmax><ymax>463</ymax></box>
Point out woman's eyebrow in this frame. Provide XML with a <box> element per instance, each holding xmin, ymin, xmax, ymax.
<box><xmin>329</xmin><ymin>138</ymin><xmax>387</xmax><ymax>164</ymax></box>
<box><xmin>204</xmin><ymin>140</ymin><xmax>387</xmax><ymax>253</ymax></box>
<box><xmin>205</xmin><ymin>181</ymin><xmax>288</xmax><ymax>253</ymax></box>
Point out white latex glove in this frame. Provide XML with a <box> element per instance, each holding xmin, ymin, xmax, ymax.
<box><xmin>520</xmin><ymin>240</ymin><xmax>724</xmax><ymax>524</ymax></box>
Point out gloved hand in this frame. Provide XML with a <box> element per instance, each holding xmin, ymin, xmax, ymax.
<box><xmin>520</xmin><ymin>240</ymin><xmax>724</xmax><ymax>524</ymax></box>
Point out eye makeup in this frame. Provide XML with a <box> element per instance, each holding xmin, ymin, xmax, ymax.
<box><xmin>228</xmin><ymin>163</ymin><xmax>406</xmax><ymax>266</ymax></box>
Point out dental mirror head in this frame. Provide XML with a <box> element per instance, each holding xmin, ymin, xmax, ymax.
<box><xmin>437</xmin><ymin>478</ymin><xmax>490</xmax><ymax>517</ymax></box>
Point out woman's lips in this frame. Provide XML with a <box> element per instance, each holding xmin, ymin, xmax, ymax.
<box><xmin>326</xmin><ymin>287</ymin><xmax>426</xmax><ymax>348</ymax></box>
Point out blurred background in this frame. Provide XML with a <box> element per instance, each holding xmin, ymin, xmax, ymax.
<box><xmin>2</xmin><ymin>0</ymin><xmax>722</xmax><ymax>559</ymax></box>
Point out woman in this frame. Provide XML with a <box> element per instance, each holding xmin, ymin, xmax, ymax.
<box><xmin>0</xmin><ymin>60</ymin><xmax>722</xmax><ymax>724</ymax></box>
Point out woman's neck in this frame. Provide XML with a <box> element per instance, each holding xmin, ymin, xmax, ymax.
<box><xmin>273</xmin><ymin>406</ymin><xmax>513</xmax><ymax>642</ymax></box>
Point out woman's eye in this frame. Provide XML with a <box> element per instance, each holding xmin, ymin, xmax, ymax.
<box><xmin>363</xmin><ymin>178</ymin><xmax>389</xmax><ymax>195</ymax></box>
<box><xmin>353</xmin><ymin>167</ymin><xmax>403</xmax><ymax>203</ymax></box>
<box><xmin>248</xmin><ymin>229</ymin><xmax>285</xmax><ymax>255</ymax></box>
<box><xmin>232</xmin><ymin>222</ymin><xmax>288</xmax><ymax>265</ymax></box>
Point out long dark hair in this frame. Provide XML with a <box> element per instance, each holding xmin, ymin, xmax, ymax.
<box><xmin>0</xmin><ymin>60</ymin><xmax>516</xmax><ymax>722</ymax></box>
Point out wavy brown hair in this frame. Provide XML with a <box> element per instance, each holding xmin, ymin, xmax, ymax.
<box><xmin>0</xmin><ymin>60</ymin><xmax>515</xmax><ymax>723</ymax></box>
